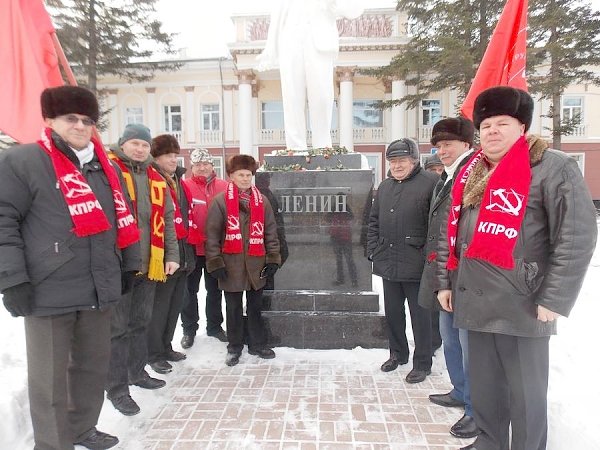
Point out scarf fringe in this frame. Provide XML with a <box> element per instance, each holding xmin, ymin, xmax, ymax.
<box><xmin>147</xmin><ymin>245</ymin><xmax>166</xmax><ymax>282</ymax></box>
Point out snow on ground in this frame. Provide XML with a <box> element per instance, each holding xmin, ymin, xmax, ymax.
<box><xmin>1</xmin><ymin>233</ymin><xmax>599</xmax><ymax>449</ymax></box>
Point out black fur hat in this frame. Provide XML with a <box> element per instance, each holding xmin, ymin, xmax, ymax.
<box><xmin>226</xmin><ymin>154</ymin><xmax>258</xmax><ymax>175</ymax></box>
<box><xmin>473</xmin><ymin>86</ymin><xmax>533</xmax><ymax>131</ymax></box>
<box><xmin>431</xmin><ymin>117</ymin><xmax>474</xmax><ymax>147</ymax></box>
<box><xmin>386</xmin><ymin>138</ymin><xmax>419</xmax><ymax>160</ymax></box>
<box><xmin>151</xmin><ymin>134</ymin><xmax>180</xmax><ymax>157</ymax></box>
<box><xmin>41</xmin><ymin>86</ymin><xmax>99</xmax><ymax>123</ymax></box>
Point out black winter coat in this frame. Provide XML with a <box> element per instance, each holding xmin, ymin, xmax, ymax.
<box><xmin>0</xmin><ymin>136</ymin><xmax>141</xmax><ymax>316</ymax></box>
<box><xmin>418</xmin><ymin>152</ymin><xmax>472</xmax><ymax>310</ymax></box>
<box><xmin>367</xmin><ymin>164</ymin><xmax>437</xmax><ymax>282</ymax></box>
<box><xmin>435</xmin><ymin>137</ymin><xmax>597</xmax><ymax>337</ymax></box>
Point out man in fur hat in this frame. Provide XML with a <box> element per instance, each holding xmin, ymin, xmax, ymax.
<box><xmin>205</xmin><ymin>155</ymin><xmax>281</xmax><ymax>367</ymax></box>
<box><xmin>367</xmin><ymin>138</ymin><xmax>438</xmax><ymax>383</ymax></box>
<box><xmin>435</xmin><ymin>86</ymin><xmax>597</xmax><ymax>450</ymax></box>
<box><xmin>180</xmin><ymin>148</ymin><xmax>228</xmax><ymax>349</ymax></box>
<box><xmin>105</xmin><ymin>124</ymin><xmax>180</xmax><ymax>416</ymax></box>
<box><xmin>0</xmin><ymin>86</ymin><xmax>141</xmax><ymax>449</ymax></box>
<box><xmin>418</xmin><ymin>117</ymin><xmax>480</xmax><ymax>440</ymax></box>
<box><xmin>146</xmin><ymin>135</ymin><xmax>196</xmax><ymax>374</ymax></box>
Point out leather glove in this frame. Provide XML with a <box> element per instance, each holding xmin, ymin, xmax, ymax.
<box><xmin>2</xmin><ymin>282</ymin><xmax>34</xmax><ymax>317</ymax></box>
<box><xmin>260</xmin><ymin>263</ymin><xmax>279</xmax><ymax>279</ymax></box>
<box><xmin>121</xmin><ymin>271</ymin><xmax>137</xmax><ymax>295</ymax></box>
<box><xmin>211</xmin><ymin>268</ymin><xmax>228</xmax><ymax>281</ymax></box>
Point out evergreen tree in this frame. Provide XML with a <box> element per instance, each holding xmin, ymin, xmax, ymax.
<box><xmin>47</xmin><ymin>0</ymin><xmax>180</xmax><ymax>93</ymax></box>
<box><xmin>528</xmin><ymin>0</ymin><xmax>600</xmax><ymax>149</ymax></box>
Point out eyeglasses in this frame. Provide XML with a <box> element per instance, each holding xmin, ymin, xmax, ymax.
<box><xmin>60</xmin><ymin>114</ymin><xmax>95</xmax><ymax>127</ymax></box>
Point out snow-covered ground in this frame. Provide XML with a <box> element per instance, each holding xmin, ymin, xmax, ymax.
<box><xmin>1</xmin><ymin>236</ymin><xmax>599</xmax><ymax>449</ymax></box>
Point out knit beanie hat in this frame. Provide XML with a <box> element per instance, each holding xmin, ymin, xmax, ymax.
<box><xmin>473</xmin><ymin>86</ymin><xmax>534</xmax><ymax>131</ymax></box>
<box><xmin>431</xmin><ymin>117</ymin><xmax>475</xmax><ymax>147</ymax></box>
<box><xmin>118</xmin><ymin>124</ymin><xmax>152</xmax><ymax>146</ymax></box>
<box><xmin>41</xmin><ymin>86</ymin><xmax>99</xmax><ymax>123</ymax></box>
<box><xmin>151</xmin><ymin>134</ymin><xmax>180</xmax><ymax>157</ymax></box>
<box><xmin>190</xmin><ymin>148</ymin><xmax>213</xmax><ymax>164</ymax></box>
<box><xmin>226</xmin><ymin>154</ymin><xmax>258</xmax><ymax>175</ymax></box>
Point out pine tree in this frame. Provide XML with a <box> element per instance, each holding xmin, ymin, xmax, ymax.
<box><xmin>47</xmin><ymin>0</ymin><xmax>180</xmax><ymax>93</ymax></box>
<box><xmin>528</xmin><ymin>0</ymin><xmax>600</xmax><ymax>149</ymax></box>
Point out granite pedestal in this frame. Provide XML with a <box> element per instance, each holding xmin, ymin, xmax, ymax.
<box><xmin>256</xmin><ymin>154</ymin><xmax>387</xmax><ymax>349</ymax></box>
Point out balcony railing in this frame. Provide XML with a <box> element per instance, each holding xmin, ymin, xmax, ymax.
<box><xmin>259</xmin><ymin>128</ymin><xmax>385</xmax><ymax>145</ymax></box>
<box><xmin>198</xmin><ymin>130</ymin><xmax>222</xmax><ymax>144</ymax></box>
<box><xmin>419</xmin><ymin>126</ymin><xmax>433</xmax><ymax>141</ymax></box>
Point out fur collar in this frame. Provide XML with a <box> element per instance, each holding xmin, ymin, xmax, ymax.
<box><xmin>463</xmin><ymin>135</ymin><xmax>548</xmax><ymax>208</ymax></box>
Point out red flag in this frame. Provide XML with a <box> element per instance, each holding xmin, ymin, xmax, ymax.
<box><xmin>461</xmin><ymin>0</ymin><xmax>528</xmax><ymax>120</ymax></box>
<box><xmin>0</xmin><ymin>0</ymin><xmax>64</xmax><ymax>143</ymax></box>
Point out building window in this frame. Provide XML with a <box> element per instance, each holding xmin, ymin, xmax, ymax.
<box><xmin>125</xmin><ymin>107</ymin><xmax>143</xmax><ymax>125</ymax></box>
<box><xmin>163</xmin><ymin>105</ymin><xmax>182</xmax><ymax>132</ymax></box>
<box><xmin>562</xmin><ymin>96</ymin><xmax>583</xmax><ymax>122</ymax></box>
<box><xmin>364</xmin><ymin>153</ymin><xmax>383</xmax><ymax>187</ymax></box>
<box><xmin>201</xmin><ymin>104</ymin><xmax>220</xmax><ymax>131</ymax></box>
<box><xmin>353</xmin><ymin>100</ymin><xmax>383</xmax><ymax>128</ymax></box>
<box><xmin>261</xmin><ymin>101</ymin><xmax>284</xmax><ymax>129</ymax></box>
<box><xmin>421</xmin><ymin>99</ymin><xmax>441</xmax><ymax>126</ymax></box>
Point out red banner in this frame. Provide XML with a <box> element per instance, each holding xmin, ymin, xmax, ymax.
<box><xmin>461</xmin><ymin>0</ymin><xmax>528</xmax><ymax>120</ymax></box>
<box><xmin>0</xmin><ymin>0</ymin><xmax>64</xmax><ymax>143</ymax></box>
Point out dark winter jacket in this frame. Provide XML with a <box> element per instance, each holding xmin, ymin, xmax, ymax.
<box><xmin>0</xmin><ymin>136</ymin><xmax>141</xmax><ymax>316</ymax></box>
<box><xmin>418</xmin><ymin>151</ymin><xmax>472</xmax><ymax>310</ymax></box>
<box><xmin>205</xmin><ymin>190</ymin><xmax>281</xmax><ymax>292</ymax></box>
<box><xmin>435</xmin><ymin>136</ymin><xmax>597</xmax><ymax>337</ymax></box>
<box><xmin>153</xmin><ymin>164</ymin><xmax>196</xmax><ymax>274</ymax></box>
<box><xmin>111</xmin><ymin>148</ymin><xmax>179</xmax><ymax>274</ymax></box>
<box><xmin>367</xmin><ymin>163</ymin><xmax>438</xmax><ymax>282</ymax></box>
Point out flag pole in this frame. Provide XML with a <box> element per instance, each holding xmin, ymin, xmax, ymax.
<box><xmin>51</xmin><ymin>32</ymin><xmax>104</xmax><ymax>144</ymax></box>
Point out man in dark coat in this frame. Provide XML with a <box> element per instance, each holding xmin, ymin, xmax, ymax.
<box><xmin>367</xmin><ymin>138</ymin><xmax>437</xmax><ymax>383</ymax></box>
<box><xmin>435</xmin><ymin>87</ymin><xmax>597</xmax><ymax>450</ymax></box>
<box><xmin>205</xmin><ymin>155</ymin><xmax>281</xmax><ymax>367</ymax></box>
<box><xmin>0</xmin><ymin>86</ymin><xmax>141</xmax><ymax>449</ymax></box>
<box><xmin>105</xmin><ymin>124</ymin><xmax>180</xmax><ymax>416</ymax></box>
<box><xmin>147</xmin><ymin>135</ymin><xmax>196</xmax><ymax>374</ymax></box>
<box><xmin>417</xmin><ymin>117</ymin><xmax>479</xmax><ymax>440</ymax></box>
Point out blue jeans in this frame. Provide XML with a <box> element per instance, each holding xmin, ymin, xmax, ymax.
<box><xmin>439</xmin><ymin>310</ymin><xmax>472</xmax><ymax>416</ymax></box>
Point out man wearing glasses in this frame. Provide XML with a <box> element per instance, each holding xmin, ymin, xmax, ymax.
<box><xmin>0</xmin><ymin>86</ymin><xmax>141</xmax><ymax>449</ymax></box>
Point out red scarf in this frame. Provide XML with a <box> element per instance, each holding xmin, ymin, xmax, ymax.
<box><xmin>37</xmin><ymin>128</ymin><xmax>139</xmax><ymax>248</ymax></box>
<box><xmin>109</xmin><ymin>153</ymin><xmax>168</xmax><ymax>281</ymax></box>
<box><xmin>447</xmin><ymin>136</ymin><xmax>531</xmax><ymax>270</ymax></box>
<box><xmin>180</xmin><ymin>181</ymin><xmax>202</xmax><ymax>245</ymax></box>
<box><xmin>166</xmin><ymin>180</ymin><xmax>187</xmax><ymax>240</ymax></box>
<box><xmin>223</xmin><ymin>182</ymin><xmax>265</xmax><ymax>256</ymax></box>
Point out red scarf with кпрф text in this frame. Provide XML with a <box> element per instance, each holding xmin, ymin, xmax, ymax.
<box><xmin>222</xmin><ymin>182</ymin><xmax>265</xmax><ymax>256</ymax></box>
<box><xmin>446</xmin><ymin>135</ymin><xmax>531</xmax><ymax>271</ymax></box>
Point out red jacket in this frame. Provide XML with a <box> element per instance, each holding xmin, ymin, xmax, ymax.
<box><xmin>183</xmin><ymin>172</ymin><xmax>228</xmax><ymax>255</ymax></box>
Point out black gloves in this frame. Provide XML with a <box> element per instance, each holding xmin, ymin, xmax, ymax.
<box><xmin>2</xmin><ymin>282</ymin><xmax>34</xmax><ymax>317</ymax></box>
<box><xmin>211</xmin><ymin>268</ymin><xmax>228</xmax><ymax>280</ymax></box>
<box><xmin>121</xmin><ymin>271</ymin><xmax>137</xmax><ymax>295</ymax></box>
<box><xmin>260</xmin><ymin>263</ymin><xmax>279</xmax><ymax>279</ymax></box>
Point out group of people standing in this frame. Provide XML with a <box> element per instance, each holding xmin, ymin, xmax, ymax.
<box><xmin>0</xmin><ymin>86</ymin><xmax>280</xmax><ymax>450</ymax></box>
<box><xmin>368</xmin><ymin>86</ymin><xmax>597</xmax><ymax>450</ymax></box>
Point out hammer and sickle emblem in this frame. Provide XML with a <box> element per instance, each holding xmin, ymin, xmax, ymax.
<box><xmin>251</xmin><ymin>221</ymin><xmax>264</xmax><ymax>236</ymax></box>
<box><xmin>227</xmin><ymin>215</ymin><xmax>240</xmax><ymax>230</ymax></box>
<box><xmin>113</xmin><ymin>190</ymin><xmax>127</xmax><ymax>213</ymax></box>
<box><xmin>485</xmin><ymin>188</ymin><xmax>524</xmax><ymax>216</ymax></box>
<box><xmin>450</xmin><ymin>205</ymin><xmax>461</xmax><ymax>226</ymax></box>
<box><xmin>61</xmin><ymin>173</ymin><xmax>92</xmax><ymax>198</ymax></box>
<box><xmin>153</xmin><ymin>213</ymin><xmax>165</xmax><ymax>238</ymax></box>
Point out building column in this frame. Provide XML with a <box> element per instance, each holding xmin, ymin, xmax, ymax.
<box><xmin>146</xmin><ymin>87</ymin><xmax>157</xmax><ymax>136</ymax></box>
<box><xmin>106</xmin><ymin>89</ymin><xmax>119</xmax><ymax>145</ymax></box>
<box><xmin>184</xmin><ymin>86</ymin><xmax>196</xmax><ymax>144</ymax></box>
<box><xmin>337</xmin><ymin>67</ymin><xmax>355</xmax><ymax>151</ymax></box>
<box><xmin>391</xmin><ymin>79</ymin><xmax>406</xmax><ymax>141</ymax></box>
<box><xmin>237</xmin><ymin>70</ymin><xmax>255</xmax><ymax>156</ymax></box>
<box><xmin>223</xmin><ymin>85</ymin><xmax>235</xmax><ymax>143</ymax></box>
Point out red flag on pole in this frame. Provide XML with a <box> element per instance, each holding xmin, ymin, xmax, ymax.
<box><xmin>461</xmin><ymin>0</ymin><xmax>528</xmax><ymax>120</ymax></box>
<box><xmin>0</xmin><ymin>0</ymin><xmax>64</xmax><ymax>143</ymax></box>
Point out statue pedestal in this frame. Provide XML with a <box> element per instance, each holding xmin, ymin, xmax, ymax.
<box><xmin>256</xmin><ymin>155</ymin><xmax>387</xmax><ymax>349</ymax></box>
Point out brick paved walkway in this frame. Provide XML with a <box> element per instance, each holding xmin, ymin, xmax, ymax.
<box><xmin>134</xmin><ymin>348</ymin><xmax>473</xmax><ymax>450</ymax></box>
